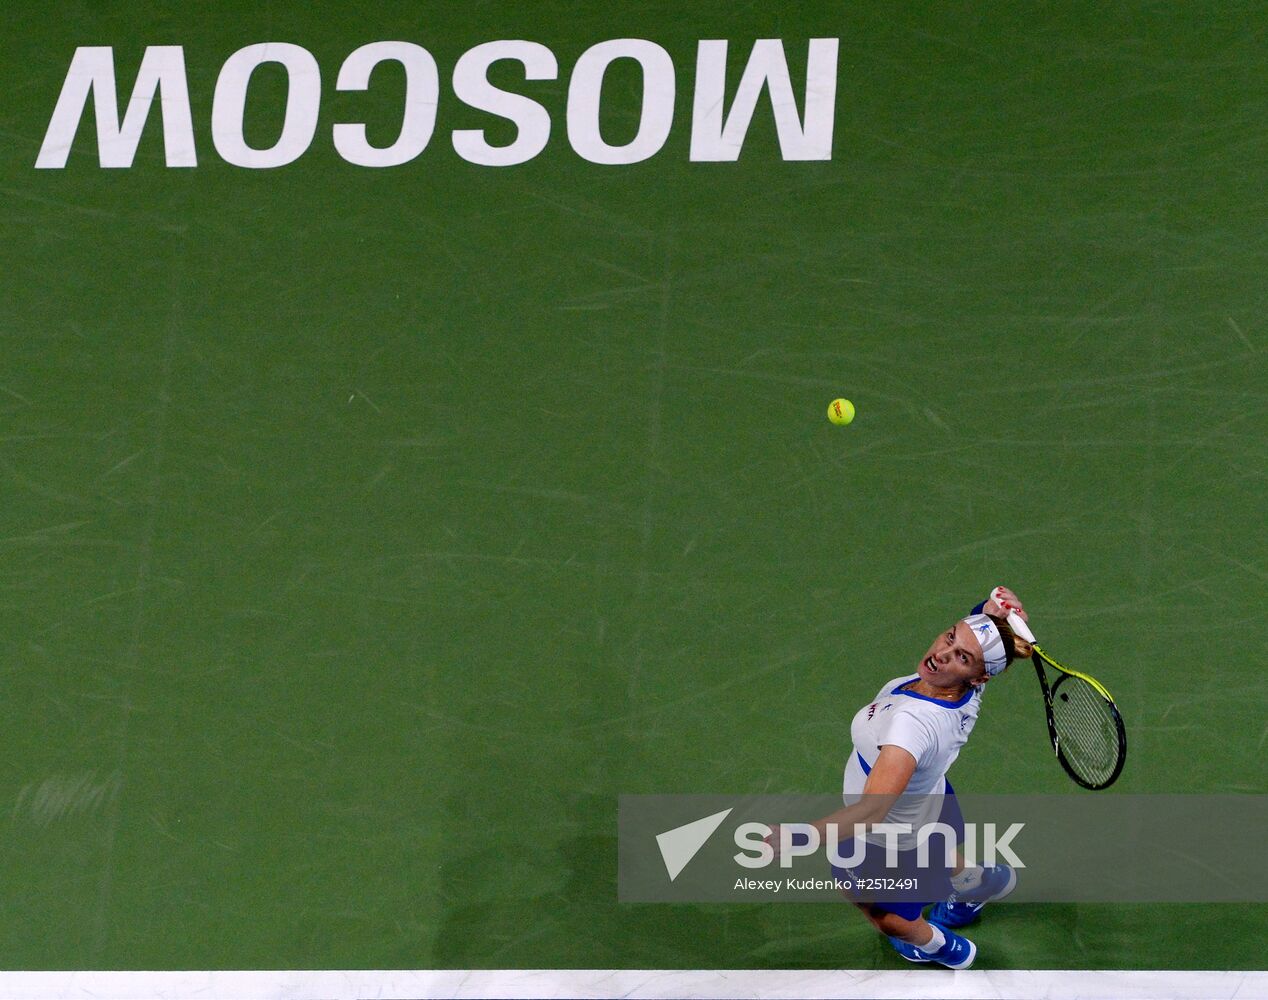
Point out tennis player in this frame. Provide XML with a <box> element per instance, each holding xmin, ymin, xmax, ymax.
<box><xmin>769</xmin><ymin>587</ymin><xmax>1032</xmax><ymax>969</ymax></box>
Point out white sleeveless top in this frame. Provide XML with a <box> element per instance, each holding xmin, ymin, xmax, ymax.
<box><xmin>841</xmin><ymin>674</ymin><xmax>981</xmax><ymax>848</ymax></box>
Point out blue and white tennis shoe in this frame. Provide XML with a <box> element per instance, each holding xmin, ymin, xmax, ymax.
<box><xmin>888</xmin><ymin>926</ymin><xmax>977</xmax><ymax>969</ymax></box>
<box><xmin>928</xmin><ymin>864</ymin><xmax>1017</xmax><ymax>928</ymax></box>
<box><xmin>887</xmin><ymin>936</ymin><xmax>931</xmax><ymax>964</ymax></box>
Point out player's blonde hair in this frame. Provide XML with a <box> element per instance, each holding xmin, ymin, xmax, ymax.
<box><xmin>986</xmin><ymin>613</ymin><xmax>1033</xmax><ymax>664</ymax></box>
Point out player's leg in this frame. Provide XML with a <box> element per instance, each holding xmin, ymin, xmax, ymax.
<box><xmin>833</xmin><ymin>826</ymin><xmax>976</xmax><ymax>969</ymax></box>
<box><xmin>930</xmin><ymin>847</ymin><xmax>1017</xmax><ymax>928</ymax></box>
<box><xmin>930</xmin><ymin>780</ymin><xmax>1016</xmax><ymax>927</ymax></box>
<box><xmin>854</xmin><ymin>903</ymin><xmax>977</xmax><ymax>970</ymax></box>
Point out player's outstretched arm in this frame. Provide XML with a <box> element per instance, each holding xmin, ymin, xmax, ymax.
<box><xmin>765</xmin><ymin>746</ymin><xmax>917</xmax><ymax>859</ymax></box>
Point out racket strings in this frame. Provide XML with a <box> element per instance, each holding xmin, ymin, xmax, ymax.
<box><xmin>1050</xmin><ymin>674</ymin><xmax>1121</xmax><ymax>784</ymax></box>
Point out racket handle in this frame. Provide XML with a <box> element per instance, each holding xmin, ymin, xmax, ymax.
<box><xmin>989</xmin><ymin>586</ymin><xmax>1036</xmax><ymax>644</ymax></box>
<box><xmin>1006</xmin><ymin>611</ymin><xmax>1035</xmax><ymax>645</ymax></box>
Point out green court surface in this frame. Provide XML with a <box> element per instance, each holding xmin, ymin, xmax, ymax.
<box><xmin>1</xmin><ymin>0</ymin><xmax>1265</xmax><ymax>975</ymax></box>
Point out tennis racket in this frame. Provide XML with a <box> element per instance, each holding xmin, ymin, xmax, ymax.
<box><xmin>999</xmin><ymin>605</ymin><xmax>1127</xmax><ymax>790</ymax></box>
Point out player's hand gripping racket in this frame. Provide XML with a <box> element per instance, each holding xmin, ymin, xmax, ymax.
<box><xmin>992</xmin><ymin>589</ymin><xmax>1127</xmax><ymax>790</ymax></box>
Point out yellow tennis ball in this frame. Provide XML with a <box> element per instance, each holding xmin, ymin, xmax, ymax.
<box><xmin>827</xmin><ymin>398</ymin><xmax>855</xmax><ymax>426</ymax></box>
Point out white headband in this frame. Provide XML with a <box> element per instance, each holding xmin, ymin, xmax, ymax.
<box><xmin>962</xmin><ymin>614</ymin><xmax>1008</xmax><ymax>676</ymax></box>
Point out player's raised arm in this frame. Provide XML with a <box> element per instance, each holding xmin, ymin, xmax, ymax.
<box><xmin>983</xmin><ymin>586</ymin><xmax>1028</xmax><ymax>623</ymax></box>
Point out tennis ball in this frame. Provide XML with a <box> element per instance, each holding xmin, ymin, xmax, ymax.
<box><xmin>827</xmin><ymin>398</ymin><xmax>855</xmax><ymax>426</ymax></box>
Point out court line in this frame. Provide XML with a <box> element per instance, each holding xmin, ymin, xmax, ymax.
<box><xmin>0</xmin><ymin>969</ymin><xmax>1261</xmax><ymax>1000</ymax></box>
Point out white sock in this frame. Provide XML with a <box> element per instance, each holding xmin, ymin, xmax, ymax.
<box><xmin>951</xmin><ymin>865</ymin><xmax>984</xmax><ymax>892</ymax></box>
<box><xmin>915</xmin><ymin>925</ymin><xmax>946</xmax><ymax>954</ymax></box>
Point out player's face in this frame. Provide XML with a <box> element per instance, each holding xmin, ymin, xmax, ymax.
<box><xmin>917</xmin><ymin>621</ymin><xmax>988</xmax><ymax>689</ymax></box>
